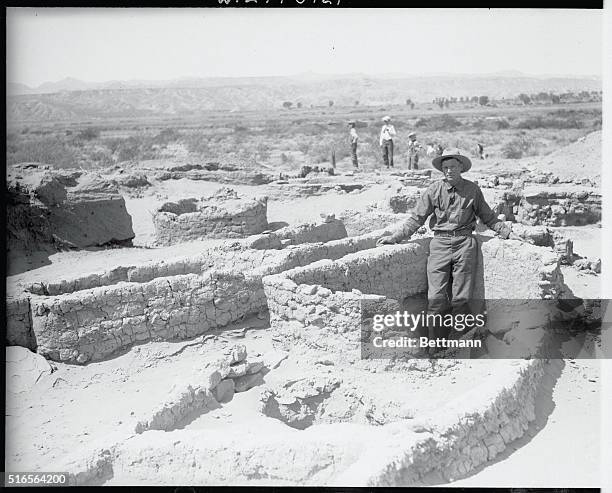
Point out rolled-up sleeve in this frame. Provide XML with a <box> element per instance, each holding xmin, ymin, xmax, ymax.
<box><xmin>475</xmin><ymin>187</ymin><xmax>510</xmax><ymax>238</ymax></box>
<box><xmin>392</xmin><ymin>184</ymin><xmax>435</xmax><ymax>241</ymax></box>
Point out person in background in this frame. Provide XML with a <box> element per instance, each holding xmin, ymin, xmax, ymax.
<box><xmin>477</xmin><ymin>143</ymin><xmax>485</xmax><ymax>160</ymax></box>
<box><xmin>426</xmin><ymin>142</ymin><xmax>436</xmax><ymax>158</ymax></box>
<box><xmin>379</xmin><ymin>116</ymin><xmax>396</xmax><ymax>168</ymax></box>
<box><xmin>407</xmin><ymin>132</ymin><xmax>423</xmax><ymax>170</ymax></box>
<box><xmin>348</xmin><ymin>121</ymin><xmax>359</xmax><ymax>168</ymax></box>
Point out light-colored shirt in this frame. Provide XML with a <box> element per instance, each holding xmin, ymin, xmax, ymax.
<box><xmin>350</xmin><ymin>128</ymin><xmax>359</xmax><ymax>144</ymax></box>
<box><xmin>379</xmin><ymin>124</ymin><xmax>396</xmax><ymax>145</ymax></box>
<box><xmin>391</xmin><ymin>177</ymin><xmax>510</xmax><ymax>240</ymax></box>
<box><xmin>407</xmin><ymin>140</ymin><xmax>422</xmax><ymax>155</ymax></box>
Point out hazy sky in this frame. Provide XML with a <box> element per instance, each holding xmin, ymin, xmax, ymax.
<box><xmin>6</xmin><ymin>8</ymin><xmax>603</xmax><ymax>87</ymax></box>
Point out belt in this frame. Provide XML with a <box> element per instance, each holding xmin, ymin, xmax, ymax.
<box><xmin>434</xmin><ymin>229</ymin><xmax>473</xmax><ymax>237</ymax></box>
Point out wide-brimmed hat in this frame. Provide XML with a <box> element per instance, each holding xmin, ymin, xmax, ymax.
<box><xmin>382</xmin><ymin>116</ymin><xmax>391</xmax><ymax>122</ymax></box>
<box><xmin>408</xmin><ymin>132</ymin><xmax>416</xmax><ymax>138</ymax></box>
<box><xmin>432</xmin><ymin>148</ymin><xmax>472</xmax><ymax>173</ymax></box>
<box><xmin>347</xmin><ymin>120</ymin><xmax>356</xmax><ymax>126</ymax></box>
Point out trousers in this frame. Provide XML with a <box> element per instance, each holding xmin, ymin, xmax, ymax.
<box><xmin>351</xmin><ymin>142</ymin><xmax>358</xmax><ymax>167</ymax></box>
<box><xmin>426</xmin><ymin>235</ymin><xmax>478</xmax><ymax>338</ymax></box>
<box><xmin>408</xmin><ymin>153</ymin><xmax>419</xmax><ymax>170</ymax></box>
<box><xmin>382</xmin><ymin>140</ymin><xmax>394</xmax><ymax>168</ymax></box>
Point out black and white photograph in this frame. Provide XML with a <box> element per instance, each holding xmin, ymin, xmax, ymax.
<box><xmin>4</xmin><ymin>6</ymin><xmax>611</xmax><ymax>489</ymax></box>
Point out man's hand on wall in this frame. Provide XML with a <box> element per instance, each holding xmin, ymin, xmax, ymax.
<box><xmin>377</xmin><ymin>234</ymin><xmax>399</xmax><ymax>246</ymax></box>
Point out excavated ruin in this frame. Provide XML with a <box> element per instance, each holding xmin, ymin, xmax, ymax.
<box><xmin>6</xmin><ymin>164</ymin><xmax>135</xmax><ymax>256</ymax></box>
<box><xmin>5</xmin><ymin>210</ymin><xmax>598</xmax><ymax>486</ymax></box>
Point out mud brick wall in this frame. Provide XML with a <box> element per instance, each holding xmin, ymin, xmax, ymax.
<box><xmin>473</xmin><ymin>238</ymin><xmax>568</xmax><ymax>299</ymax></box>
<box><xmin>10</xmin><ymin>230</ymin><xmax>388</xmax><ymax>363</ymax></box>
<box><xmin>30</xmin><ymin>270</ymin><xmax>264</xmax><ymax>364</ymax></box>
<box><xmin>6</xmin><ymin>296</ymin><xmax>35</xmax><ymax>349</ymax></box>
<box><xmin>340</xmin><ymin>359</ymin><xmax>546</xmax><ymax>486</ymax></box>
<box><xmin>153</xmin><ymin>196</ymin><xmax>268</xmax><ymax>245</ymax></box>
<box><xmin>263</xmin><ymin>240</ymin><xmax>430</xmax><ymax>336</ymax></box>
<box><xmin>516</xmin><ymin>188</ymin><xmax>601</xmax><ymax>227</ymax></box>
<box><xmin>339</xmin><ymin>210</ymin><xmax>410</xmax><ymax>237</ymax></box>
<box><xmin>9</xmin><ymin>229</ymin><xmax>572</xmax><ymax>364</ymax></box>
<box><xmin>246</xmin><ymin>219</ymin><xmax>348</xmax><ymax>250</ymax></box>
<box><xmin>265</xmin><ymin>237</ymin><xmax>572</xmax><ymax>345</ymax></box>
<box><xmin>23</xmin><ymin>229</ymin><xmax>378</xmax><ymax>297</ymax></box>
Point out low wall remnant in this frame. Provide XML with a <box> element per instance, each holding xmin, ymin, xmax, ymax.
<box><xmin>153</xmin><ymin>187</ymin><xmax>268</xmax><ymax>245</ymax></box>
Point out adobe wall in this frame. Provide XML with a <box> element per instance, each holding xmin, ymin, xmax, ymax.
<box><xmin>6</xmin><ymin>296</ymin><xmax>35</xmax><ymax>349</ymax></box>
<box><xmin>518</xmin><ymin>187</ymin><xmax>601</xmax><ymax>226</ymax></box>
<box><xmin>263</xmin><ymin>241</ymin><xmax>429</xmax><ymax>340</ymax></box>
<box><xmin>492</xmin><ymin>186</ymin><xmax>601</xmax><ymax>227</ymax></box>
<box><xmin>22</xmin><ymin>219</ymin><xmax>349</xmax><ymax>298</ymax></box>
<box><xmin>8</xmin><ymin>229</ymin><xmax>385</xmax><ymax>364</ymax></box>
<box><xmin>7</xmin><ymin>227</ymin><xmax>573</xmax><ymax>364</ymax></box>
<box><xmin>29</xmin><ymin>271</ymin><xmax>263</xmax><ymax>363</ymax></box>
<box><xmin>263</xmin><ymin>237</ymin><xmax>571</xmax><ymax>348</ymax></box>
<box><xmin>153</xmin><ymin>192</ymin><xmax>269</xmax><ymax>245</ymax></box>
<box><xmin>335</xmin><ymin>358</ymin><xmax>547</xmax><ymax>486</ymax></box>
<box><xmin>7</xmin><ymin>165</ymin><xmax>135</xmax><ymax>253</ymax></box>
<box><xmin>245</xmin><ymin>218</ymin><xmax>348</xmax><ymax>250</ymax></box>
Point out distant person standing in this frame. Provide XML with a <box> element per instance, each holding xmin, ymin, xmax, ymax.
<box><xmin>426</xmin><ymin>143</ymin><xmax>436</xmax><ymax>158</ymax></box>
<box><xmin>477</xmin><ymin>143</ymin><xmax>485</xmax><ymax>160</ymax></box>
<box><xmin>379</xmin><ymin>116</ymin><xmax>396</xmax><ymax>168</ymax></box>
<box><xmin>348</xmin><ymin>121</ymin><xmax>359</xmax><ymax>168</ymax></box>
<box><xmin>407</xmin><ymin>132</ymin><xmax>422</xmax><ymax>170</ymax></box>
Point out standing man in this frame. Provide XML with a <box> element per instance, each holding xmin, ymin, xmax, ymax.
<box><xmin>377</xmin><ymin>148</ymin><xmax>521</xmax><ymax>339</ymax></box>
<box><xmin>407</xmin><ymin>132</ymin><xmax>422</xmax><ymax>170</ymax></box>
<box><xmin>348</xmin><ymin>121</ymin><xmax>359</xmax><ymax>168</ymax></box>
<box><xmin>477</xmin><ymin>143</ymin><xmax>485</xmax><ymax>160</ymax></box>
<box><xmin>379</xmin><ymin>116</ymin><xmax>396</xmax><ymax>168</ymax></box>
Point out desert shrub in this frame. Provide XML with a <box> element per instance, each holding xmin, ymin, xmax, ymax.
<box><xmin>516</xmin><ymin>115</ymin><xmax>582</xmax><ymax>130</ymax></box>
<box><xmin>6</xmin><ymin>135</ymin><xmax>80</xmax><ymax>168</ymax></box>
<box><xmin>471</xmin><ymin>118</ymin><xmax>510</xmax><ymax>131</ymax></box>
<box><xmin>307</xmin><ymin>134</ymin><xmax>351</xmax><ymax>164</ymax></box>
<box><xmin>501</xmin><ymin>136</ymin><xmax>537</xmax><ymax>159</ymax></box>
<box><xmin>297</xmin><ymin>140</ymin><xmax>311</xmax><ymax>155</ymax></box>
<box><xmin>104</xmin><ymin>135</ymin><xmax>157</xmax><ymax>162</ymax></box>
<box><xmin>154</xmin><ymin>128</ymin><xmax>182</xmax><ymax>145</ymax></box>
<box><xmin>76</xmin><ymin>127</ymin><xmax>101</xmax><ymax>141</ymax></box>
<box><xmin>415</xmin><ymin>114</ymin><xmax>462</xmax><ymax>131</ymax></box>
<box><xmin>115</xmin><ymin>139</ymin><xmax>141</xmax><ymax>162</ymax></box>
<box><xmin>256</xmin><ymin>142</ymin><xmax>271</xmax><ymax>160</ymax></box>
<box><xmin>497</xmin><ymin>119</ymin><xmax>510</xmax><ymax>129</ymax></box>
<box><xmin>181</xmin><ymin>132</ymin><xmax>211</xmax><ymax>156</ymax></box>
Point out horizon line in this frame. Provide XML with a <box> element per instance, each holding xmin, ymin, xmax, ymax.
<box><xmin>9</xmin><ymin>70</ymin><xmax>603</xmax><ymax>89</ymax></box>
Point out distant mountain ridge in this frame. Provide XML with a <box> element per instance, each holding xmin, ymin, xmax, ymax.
<box><xmin>7</xmin><ymin>74</ymin><xmax>602</xmax><ymax>122</ymax></box>
<box><xmin>9</xmin><ymin>72</ymin><xmax>601</xmax><ymax>95</ymax></box>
